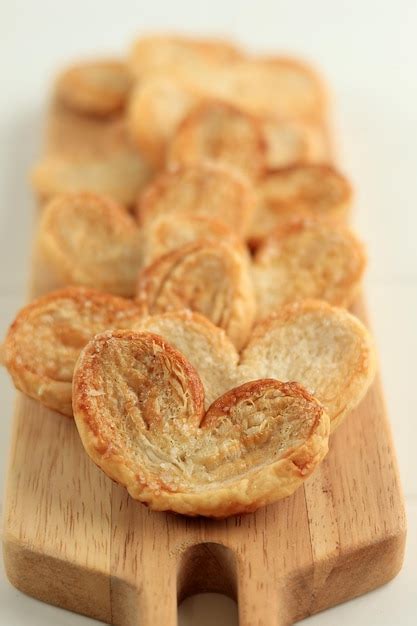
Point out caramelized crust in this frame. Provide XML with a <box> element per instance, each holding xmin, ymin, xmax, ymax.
<box><xmin>253</xmin><ymin>218</ymin><xmax>367</xmax><ymax>312</ymax></box>
<box><xmin>73</xmin><ymin>329</ymin><xmax>329</xmax><ymax>517</ymax></box>
<box><xmin>3</xmin><ymin>287</ymin><xmax>142</xmax><ymax>416</ymax></box>
<box><xmin>240</xmin><ymin>300</ymin><xmax>376</xmax><ymax>431</ymax></box>
<box><xmin>55</xmin><ymin>59</ymin><xmax>133</xmax><ymax>117</ymax></box>
<box><xmin>167</xmin><ymin>100</ymin><xmax>266</xmax><ymax>180</ymax></box>
<box><xmin>250</xmin><ymin>164</ymin><xmax>352</xmax><ymax>244</ymax></box>
<box><xmin>4</xmin><ymin>296</ymin><xmax>375</xmax><ymax>438</ymax></box>
<box><xmin>135</xmin><ymin>311</ymin><xmax>240</xmax><ymax>407</ymax></box>
<box><xmin>38</xmin><ymin>193</ymin><xmax>143</xmax><ymax>296</ymax></box>
<box><xmin>136</xmin><ymin>163</ymin><xmax>256</xmax><ymax>237</ymax></box>
<box><xmin>136</xmin><ymin>240</ymin><xmax>256</xmax><ymax>349</ymax></box>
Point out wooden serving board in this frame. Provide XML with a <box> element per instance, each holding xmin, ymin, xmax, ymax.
<box><xmin>2</xmin><ymin>98</ymin><xmax>407</xmax><ymax>626</ymax></box>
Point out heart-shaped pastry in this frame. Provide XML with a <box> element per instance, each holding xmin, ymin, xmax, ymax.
<box><xmin>3</xmin><ymin>289</ymin><xmax>375</xmax><ymax>432</ymax></box>
<box><xmin>253</xmin><ymin>217</ymin><xmax>366</xmax><ymax>313</ymax></box>
<box><xmin>167</xmin><ymin>100</ymin><xmax>266</xmax><ymax>180</ymax></box>
<box><xmin>127</xmin><ymin>52</ymin><xmax>325</xmax><ymax>165</ymax></box>
<box><xmin>250</xmin><ymin>164</ymin><xmax>352</xmax><ymax>245</ymax></box>
<box><xmin>2</xmin><ymin>287</ymin><xmax>143</xmax><ymax>415</ymax></box>
<box><xmin>38</xmin><ymin>193</ymin><xmax>143</xmax><ymax>297</ymax></box>
<box><xmin>136</xmin><ymin>162</ymin><xmax>255</xmax><ymax>237</ymax></box>
<box><xmin>128</xmin><ymin>34</ymin><xmax>243</xmax><ymax>83</ymax></box>
<box><xmin>215</xmin><ymin>56</ymin><xmax>326</xmax><ymax>120</ymax></box>
<box><xmin>135</xmin><ymin>302</ymin><xmax>375</xmax><ymax>432</ymax></box>
<box><xmin>136</xmin><ymin>240</ymin><xmax>255</xmax><ymax>349</ymax></box>
<box><xmin>31</xmin><ymin>150</ymin><xmax>150</xmax><ymax>207</ymax></box>
<box><xmin>55</xmin><ymin>59</ymin><xmax>133</xmax><ymax>117</ymax></box>
<box><xmin>73</xmin><ymin>329</ymin><xmax>329</xmax><ymax>517</ymax></box>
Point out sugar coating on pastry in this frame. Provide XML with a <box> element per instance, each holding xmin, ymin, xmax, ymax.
<box><xmin>142</xmin><ymin>214</ymin><xmax>240</xmax><ymax>267</ymax></box>
<box><xmin>167</xmin><ymin>100</ymin><xmax>266</xmax><ymax>180</ymax></box>
<box><xmin>136</xmin><ymin>240</ymin><xmax>255</xmax><ymax>350</ymax></box>
<box><xmin>253</xmin><ymin>218</ymin><xmax>367</xmax><ymax>313</ymax></box>
<box><xmin>136</xmin><ymin>163</ymin><xmax>256</xmax><ymax>237</ymax></box>
<box><xmin>239</xmin><ymin>300</ymin><xmax>376</xmax><ymax>431</ymax></box>
<box><xmin>127</xmin><ymin>74</ymin><xmax>199</xmax><ymax>166</ymax></box>
<box><xmin>55</xmin><ymin>59</ymin><xmax>133</xmax><ymax>117</ymax></box>
<box><xmin>3</xmin><ymin>287</ymin><xmax>142</xmax><ymax>416</ymax></box>
<box><xmin>31</xmin><ymin>150</ymin><xmax>151</xmax><ymax>207</ymax></box>
<box><xmin>73</xmin><ymin>329</ymin><xmax>329</xmax><ymax>517</ymax></box>
<box><xmin>250</xmin><ymin>164</ymin><xmax>352</xmax><ymax>244</ymax></box>
<box><xmin>128</xmin><ymin>34</ymin><xmax>243</xmax><ymax>82</ymax></box>
<box><xmin>135</xmin><ymin>311</ymin><xmax>240</xmax><ymax>407</ymax></box>
<box><xmin>38</xmin><ymin>193</ymin><xmax>143</xmax><ymax>297</ymax></box>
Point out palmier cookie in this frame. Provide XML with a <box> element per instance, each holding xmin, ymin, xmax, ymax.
<box><xmin>31</xmin><ymin>150</ymin><xmax>150</xmax><ymax>208</ymax></box>
<box><xmin>135</xmin><ymin>304</ymin><xmax>375</xmax><ymax>432</ymax></box>
<box><xmin>136</xmin><ymin>163</ymin><xmax>256</xmax><ymax>237</ymax></box>
<box><xmin>128</xmin><ymin>34</ymin><xmax>243</xmax><ymax>82</ymax></box>
<box><xmin>253</xmin><ymin>218</ymin><xmax>367</xmax><ymax>313</ymax></box>
<box><xmin>135</xmin><ymin>311</ymin><xmax>240</xmax><ymax>408</ymax></box>
<box><xmin>250</xmin><ymin>164</ymin><xmax>352</xmax><ymax>245</ymax></box>
<box><xmin>2</xmin><ymin>287</ymin><xmax>142</xmax><ymax>416</ymax></box>
<box><xmin>55</xmin><ymin>59</ymin><xmax>133</xmax><ymax>117</ymax></box>
<box><xmin>261</xmin><ymin>117</ymin><xmax>329</xmax><ymax>168</ymax></box>
<box><xmin>4</xmin><ymin>299</ymin><xmax>375</xmax><ymax>433</ymax></box>
<box><xmin>127</xmin><ymin>73</ymin><xmax>199</xmax><ymax>166</ymax></box>
<box><xmin>167</xmin><ymin>100</ymin><xmax>266</xmax><ymax>180</ymax></box>
<box><xmin>142</xmin><ymin>214</ymin><xmax>240</xmax><ymax>267</ymax></box>
<box><xmin>218</xmin><ymin>56</ymin><xmax>326</xmax><ymax>120</ymax></box>
<box><xmin>136</xmin><ymin>240</ymin><xmax>255</xmax><ymax>350</ymax></box>
<box><xmin>239</xmin><ymin>300</ymin><xmax>376</xmax><ymax>432</ymax></box>
<box><xmin>38</xmin><ymin>193</ymin><xmax>143</xmax><ymax>297</ymax></box>
<box><xmin>73</xmin><ymin>329</ymin><xmax>329</xmax><ymax>517</ymax></box>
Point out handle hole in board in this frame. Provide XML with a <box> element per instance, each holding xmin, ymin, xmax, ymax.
<box><xmin>179</xmin><ymin>593</ymin><xmax>238</xmax><ymax>626</ymax></box>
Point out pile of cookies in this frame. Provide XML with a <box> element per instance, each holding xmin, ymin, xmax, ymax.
<box><xmin>3</xmin><ymin>35</ymin><xmax>376</xmax><ymax>517</ymax></box>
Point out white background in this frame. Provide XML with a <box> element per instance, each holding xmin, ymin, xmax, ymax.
<box><xmin>0</xmin><ymin>1</ymin><xmax>416</xmax><ymax>624</ymax></box>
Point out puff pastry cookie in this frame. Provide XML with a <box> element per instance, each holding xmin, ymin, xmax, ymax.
<box><xmin>167</xmin><ymin>100</ymin><xmax>266</xmax><ymax>180</ymax></box>
<box><xmin>135</xmin><ymin>311</ymin><xmax>240</xmax><ymax>407</ymax></box>
<box><xmin>253</xmin><ymin>218</ymin><xmax>367</xmax><ymax>313</ymax></box>
<box><xmin>134</xmin><ymin>304</ymin><xmax>375</xmax><ymax>432</ymax></box>
<box><xmin>127</xmin><ymin>74</ymin><xmax>199</xmax><ymax>166</ymax></box>
<box><xmin>262</xmin><ymin>118</ymin><xmax>329</xmax><ymax>168</ymax></box>
<box><xmin>38</xmin><ymin>193</ymin><xmax>143</xmax><ymax>296</ymax></box>
<box><xmin>31</xmin><ymin>150</ymin><xmax>150</xmax><ymax>207</ymax></box>
<box><xmin>73</xmin><ymin>329</ymin><xmax>329</xmax><ymax>517</ymax></box>
<box><xmin>250</xmin><ymin>164</ymin><xmax>352</xmax><ymax>244</ymax></box>
<box><xmin>214</xmin><ymin>56</ymin><xmax>326</xmax><ymax>120</ymax></box>
<box><xmin>136</xmin><ymin>240</ymin><xmax>255</xmax><ymax>349</ymax></box>
<box><xmin>136</xmin><ymin>163</ymin><xmax>255</xmax><ymax>237</ymax></box>
<box><xmin>127</xmin><ymin>48</ymin><xmax>325</xmax><ymax>164</ymax></box>
<box><xmin>128</xmin><ymin>34</ymin><xmax>243</xmax><ymax>83</ymax></box>
<box><xmin>55</xmin><ymin>59</ymin><xmax>133</xmax><ymax>117</ymax></box>
<box><xmin>3</xmin><ymin>297</ymin><xmax>375</xmax><ymax>434</ymax></box>
<box><xmin>239</xmin><ymin>300</ymin><xmax>376</xmax><ymax>432</ymax></box>
<box><xmin>2</xmin><ymin>287</ymin><xmax>142</xmax><ymax>416</ymax></box>
<box><xmin>142</xmin><ymin>214</ymin><xmax>239</xmax><ymax>267</ymax></box>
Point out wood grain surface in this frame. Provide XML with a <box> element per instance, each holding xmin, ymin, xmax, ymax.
<box><xmin>2</xmin><ymin>95</ymin><xmax>407</xmax><ymax>626</ymax></box>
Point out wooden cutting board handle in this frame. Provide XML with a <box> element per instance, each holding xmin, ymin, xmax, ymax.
<box><xmin>110</xmin><ymin>537</ymin><xmax>290</xmax><ymax>626</ymax></box>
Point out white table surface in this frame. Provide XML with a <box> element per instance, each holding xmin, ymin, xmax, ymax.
<box><xmin>0</xmin><ymin>0</ymin><xmax>416</xmax><ymax>624</ymax></box>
